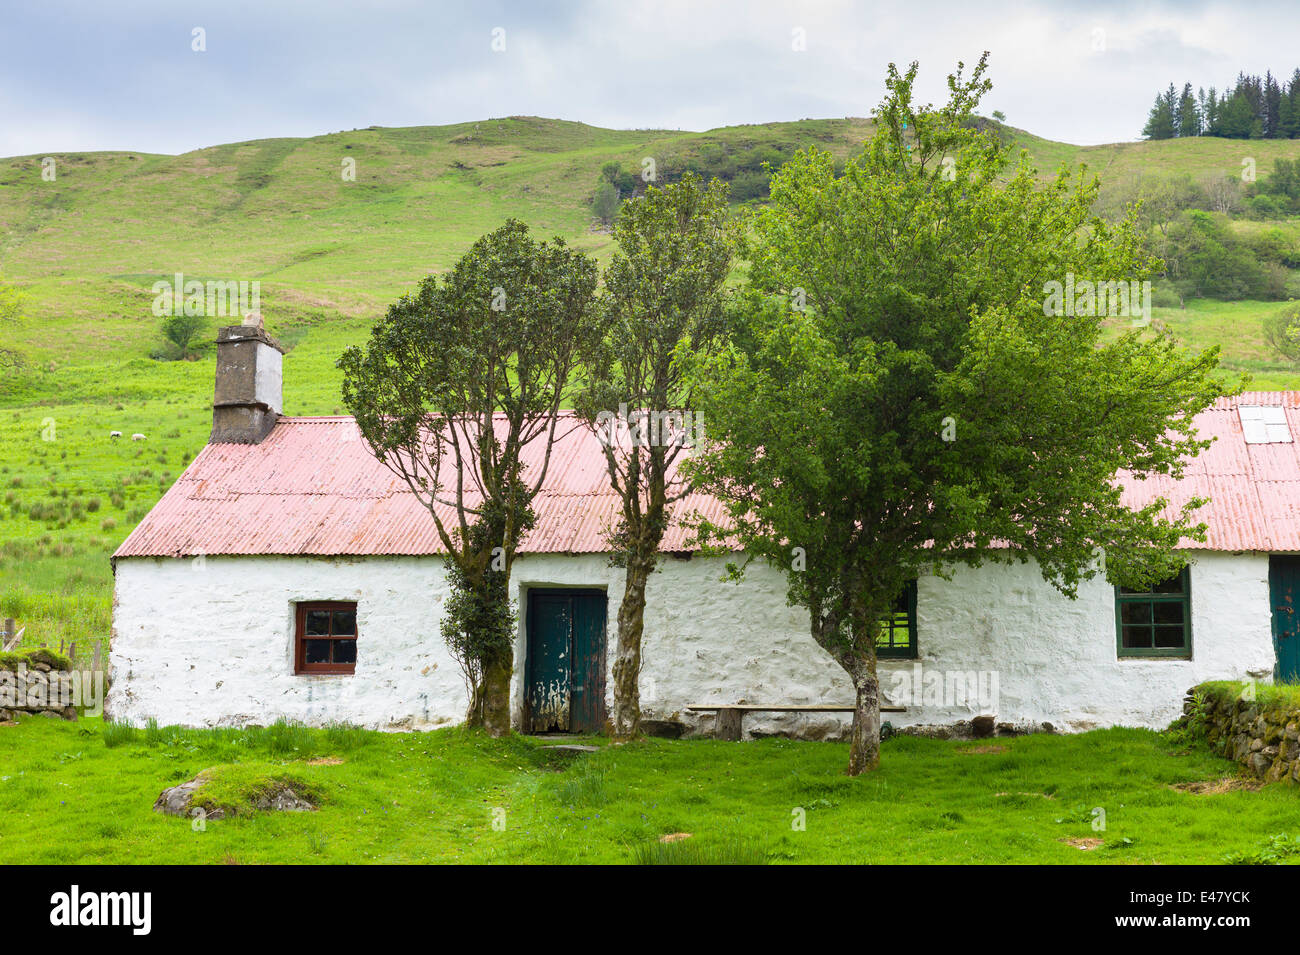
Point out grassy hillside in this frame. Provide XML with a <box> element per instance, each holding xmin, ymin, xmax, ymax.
<box><xmin>0</xmin><ymin>116</ymin><xmax>1298</xmax><ymax>656</ymax></box>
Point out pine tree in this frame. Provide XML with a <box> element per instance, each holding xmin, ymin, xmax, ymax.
<box><xmin>1284</xmin><ymin>69</ymin><xmax>1300</xmax><ymax>138</ymax></box>
<box><xmin>1264</xmin><ymin>71</ymin><xmax>1283</xmax><ymax>137</ymax></box>
<box><xmin>1143</xmin><ymin>91</ymin><xmax>1176</xmax><ymax>139</ymax></box>
<box><xmin>1177</xmin><ymin>83</ymin><xmax>1200</xmax><ymax>137</ymax></box>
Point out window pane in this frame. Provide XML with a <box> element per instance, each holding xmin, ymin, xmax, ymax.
<box><xmin>334</xmin><ymin>639</ymin><xmax>357</xmax><ymax>664</ymax></box>
<box><xmin>1119</xmin><ymin>573</ymin><xmax>1185</xmax><ymax>596</ymax></box>
<box><xmin>1122</xmin><ymin>625</ymin><xmax>1152</xmax><ymax>649</ymax></box>
<box><xmin>332</xmin><ymin>609</ymin><xmax>357</xmax><ymax>635</ymax></box>
<box><xmin>305</xmin><ymin>610</ymin><xmax>330</xmax><ymax>636</ymax></box>
<box><xmin>1152</xmin><ymin>575</ymin><xmax>1185</xmax><ymax>595</ymax></box>
<box><xmin>1154</xmin><ymin>626</ymin><xmax>1186</xmax><ymax>649</ymax></box>
<box><xmin>304</xmin><ymin>639</ymin><xmax>331</xmax><ymax>664</ymax></box>
<box><xmin>1152</xmin><ymin>602</ymin><xmax>1184</xmax><ymax>626</ymax></box>
<box><xmin>1120</xmin><ymin>602</ymin><xmax>1151</xmax><ymax>625</ymax></box>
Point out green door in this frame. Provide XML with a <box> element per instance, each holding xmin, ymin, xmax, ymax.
<box><xmin>526</xmin><ymin>589</ymin><xmax>607</xmax><ymax>733</ymax></box>
<box><xmin>1269</xmin><ymin>556</ymin><xmax>1300</xmax><ymax>683</ymax></box>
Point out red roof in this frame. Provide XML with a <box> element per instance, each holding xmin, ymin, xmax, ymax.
<box><xmin>114</xmin><ymin>395</ymin><xmax>1300</xmax><ymax>560</ymax></box>
<box><xmin>1117</xmin><ymin>392</ymin><xmax>1300</xmax><ymax>552</ymax></box>
<box><xmin>114</xmin><ymin>412</ymin><xmax>726</xmax><ymax>558</ymax></box>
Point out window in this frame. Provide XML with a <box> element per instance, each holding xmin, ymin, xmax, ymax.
<box><xmin>295</xmin><ymin>601</ymin><xmax>358</xmax><ymax>674</ymax></box>
<box><xmin>1115</xmin><ymin>569</ymin><xmax>1191</xmax><ymax>659</ymax></box>
<box><xmin>1239</xmin><ymin>405</ymin><xmax>1291</xmax><ymax>444</ymax></box>
<box><xmin>876</xmin><ymin>580</ymin><xmax>918</xmax><ymax>659</ymax></box>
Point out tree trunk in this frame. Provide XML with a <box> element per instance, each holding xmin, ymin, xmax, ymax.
<box><xmin>611</xmin><ymin>552</ymin><xmax>650</xmax><ymax>738</ymax></box>
<box><xmin>847</xmin><ymin>665</ymin><xmax>881</xmax><ymax>775</ymax></box>
<box><xmin>480</xmin><ymin>657</ymin><xmax>512</xmax><ymax>737</ymax></box>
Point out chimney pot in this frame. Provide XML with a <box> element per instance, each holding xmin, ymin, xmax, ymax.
<box><xmin>211</xmin><ymin>324</ymin><xmax>284</xmax><ymax>444</ymax></box>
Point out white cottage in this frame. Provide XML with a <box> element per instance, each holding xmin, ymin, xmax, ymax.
<box><xmin>108</xmin><ymin>325</ymin><xmax>1300</xmax><ymax>737</ymax></box>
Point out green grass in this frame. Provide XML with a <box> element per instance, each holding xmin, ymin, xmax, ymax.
<box><xmin>0</xmin><ymin>716</ymin><xmax>1296</xmax><ymax>864</ymax></box>
<box><xmin>1199</xmin><ymin>679</ymin><xmax>1300</xmax><ymax>708</ymax></box>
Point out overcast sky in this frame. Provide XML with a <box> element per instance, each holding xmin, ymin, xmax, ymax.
<box><xmin>1</xmin><ymin>0</ymin><xmax>1296</xmax><ymax>157</ymax></box>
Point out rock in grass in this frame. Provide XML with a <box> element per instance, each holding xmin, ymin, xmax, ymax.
<box><xmin>154</xmin><ymin>767</ymin><xmax>318</xmax><ymax>819</ymax></box>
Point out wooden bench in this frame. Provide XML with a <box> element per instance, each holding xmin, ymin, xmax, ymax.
<box><xmin>686</xmin><ymin>703</ymin><xmax>906</xmax><ymax>741</ymax></box>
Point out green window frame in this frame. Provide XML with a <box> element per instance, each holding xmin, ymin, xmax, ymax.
<box><xmin>1115</xmin><ymin>567</ymin><xmax>1191</xmax><ymax>659</ymax></box>
<box><xmin>876</xmin><ymin>580</ymin><xmax>918</xmax><ymax>659</ymax></box>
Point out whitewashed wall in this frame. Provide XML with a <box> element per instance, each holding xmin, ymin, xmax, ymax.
<box><xmin>109</xmin><ymin>550</ymin><xmax>1276</xmax><ymax>734</ymax></box>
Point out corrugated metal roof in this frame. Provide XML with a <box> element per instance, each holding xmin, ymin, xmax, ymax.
<box><xmin>114</xmin><ymin>412</ymin><xmax>724</xmax><ymax>559</ymax></box>
<box><xmin>1116</xmin><ymin>392</ymin><xmax>1300</xmax><ymax>551</ymax></box>
<box><xmin>115</xmin><ymin>395</ymin><xmax>1300</xmax><ymax>560</ymax></box>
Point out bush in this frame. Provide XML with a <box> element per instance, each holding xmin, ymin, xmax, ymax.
<box><xmin>1262</xmin><ymin>301</ymin><xmax>1300</xmax><ymax>364</ymax></box>
<box><xmin>591</xmin><ymin>181</ymin><xmax>620</xmax><ymax>225</ymax></box>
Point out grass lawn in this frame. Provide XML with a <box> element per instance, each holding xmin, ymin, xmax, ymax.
<box><xmin>0</xmin><ymin>715</ymin><xmax>1296</xmax><ymax>864</ymax></box>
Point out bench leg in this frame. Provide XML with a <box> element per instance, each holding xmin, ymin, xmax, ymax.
<box><xmin>715</xmin><ymin>708</ymin><xmax>743</xmax><ymax>741</ymax></box>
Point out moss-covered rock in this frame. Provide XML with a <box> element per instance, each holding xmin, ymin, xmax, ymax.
<box><xmin>154</xmin><ymin>764</ymin><xmax>321</xmax><ymax>819</ymax></box>
<box><xmin>0</xmin><ymin>647</ymin><xmax>73</xmax><ymax>672</ymax></box>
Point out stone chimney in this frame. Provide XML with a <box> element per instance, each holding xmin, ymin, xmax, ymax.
<box><xmin>210</xmin><ymin>316</ymin><xmax>284</xmax><ymax>443</ymax></box>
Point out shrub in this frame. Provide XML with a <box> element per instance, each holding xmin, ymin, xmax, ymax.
<box><xmin>1262</xmin><ymin>301</ymin><xmax>1300</xmax><ymax>364</ymax></box>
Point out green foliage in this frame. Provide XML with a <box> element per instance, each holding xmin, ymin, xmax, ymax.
<box><xmin>1161</xmin><ymin>210</ymin><xmax>1289</xmax><ymax>300</ymax></box>
<box><xmin>439</xmin><ymin>503</ymin><xmax>525</xmax><ymax>700</ymax></box>
<box><xmin>1223</xmin><ymin>832</ymin><xmax>1300</xmax><ymax>865</ymax></box>
<box><xmin>686</xmin><ymin>57</ymin><xmax>1229</xmax><ymax>775</ymax></box>
<box><xmin>1249</xmin><ymin>158</ymin><xmax>1300</xmax><ymax>216</ymax></box>
<box><xmin>158</xmin><ymin>313</ymin><xmax>210</xmax><ymax>360</ymax></box>
<box><xmin>591</xmin><ymin>180</ymin><xmax>621</xmax><ymax>225</ymax></box>
<box><xmin>1262</xmin><ymin>301</ymin><xmax>1300</xmax><ymax>363</ymax></box>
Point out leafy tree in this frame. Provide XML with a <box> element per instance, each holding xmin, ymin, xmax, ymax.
<box><xmin>592</xmin><ymin>180</ymin><xmax>621</xmax><ymax>225</ymax></box>
<box><xmin>1263</xmin><ymin>302</ymin><xmax>1300</xmax><ymax>364</ymax></box>
<box><xmin>1161</xmin><ymin>210</ymin><xmax>1279</xmax><ymax>299</ymax></box>
<box><xmin>684</xmin><ymin>55</ymin><xmax>1228</xmax><ymax>776</ymax></box>
<box><xmin>575</xmin><ymin>173</ymin><xmax>739</xmax><ymax>738</ymax></box>
<box><xmin>339</xmin><ymin>220</ymin><xmax>604</xmax><ymax>735</ymax></box>
<box><xmin>159</xmin><ymin>313</ymin><xmax>210</xmax><ymax>360</ymax></box>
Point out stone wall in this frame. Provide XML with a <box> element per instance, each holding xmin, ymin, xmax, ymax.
<box><xmin>1192</xmin><ymin>683</ymin><xmax>1300</xmax><ymax>783</ymax></box>
<box><xmin>0</xmin><ymin>661</ymin><xmax>78</xmax><ymax>720</ymax></box>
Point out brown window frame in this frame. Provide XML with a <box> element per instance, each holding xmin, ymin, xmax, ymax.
<box><xmin>295</xmin><ymin>601</ymin><xmax>358</xmax><ymax>675</ymax></box>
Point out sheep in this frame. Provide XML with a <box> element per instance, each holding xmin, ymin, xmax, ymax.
<box><xmin>110</xmin><ymin>431</ymin><xmax>122</xmax><ymax>438</ymax></box>
<box><xmin>131</xmin><ymin>433</ymin><xmax>146</xmax><ymax>442</ymax></box>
